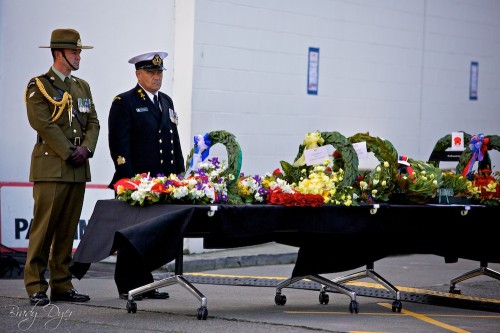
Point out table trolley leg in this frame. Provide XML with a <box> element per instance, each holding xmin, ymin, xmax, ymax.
<box><xmin>275</xmin><ymin>274</ymin><xmax>359</xmax><ymax>313</ymax></box>
<box><xmin>331</xmin><ymin>262</ymin><xmax>402</xmax><ymax>312</ymax></box>
<box><xmin>449</xmin><ymin>261</ymin><xmax>500</xmax><ymax>294</ymax></box>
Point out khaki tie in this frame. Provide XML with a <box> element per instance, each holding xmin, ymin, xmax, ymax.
<box><xmin>64</xmin><ymin>77</ymin><xmax>71</xmax><ymax>92</ymax></box>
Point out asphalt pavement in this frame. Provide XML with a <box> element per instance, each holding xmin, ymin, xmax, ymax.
<box><xmin>1</xmin><ymin>242</ymin><xmax>500</xmax><ymax>333</ymax></box>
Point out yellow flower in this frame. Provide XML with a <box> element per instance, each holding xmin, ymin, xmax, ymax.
<box><xmin>485</xmin><ymin>182</ymin><xmax>497</xmax><ymax>193</ymax></box>
<box><xmin>293</xmin><ymin>131</ymin><xmax>325</xmax><ymax>167</ymax></box>
<box><xmin>383</xmin><ymin>161</ymin><xmax>389</xmax><ymax>168</ymax></box>
<box><xmin>116</xmin><ymin>185</ymin><xmax>125</xmax><ymax>195</ymax></box>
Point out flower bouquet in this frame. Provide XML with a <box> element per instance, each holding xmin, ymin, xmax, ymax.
<box><xmin>393</xmin><ymin>159</ymin><xmax>443</xmax><ymax>204</ymax></box>
<box><xmin>466</xmin><ymin>169</ymin><xmax>500</xmax><ymax>205</ymax></box>
<box><xmin>236</xmin><ymin>174</ymin><xmax>268</xmax><ymax>203</ymax></box>
<box><xmin>354</xmin><ymin>161</ymin><xmax>394</xmax><ymax>203</ymax></box>
<box><xmin>265</xmin><ymin>168</ymin><xmax>325</xmax><ymax>207</ymax></box>
<box><xmin>429</xmin><ymin>170</ymin><xmax>471</xmax><ymax>204</ymax></box>
<box><xmin>235</xmin><ymin>168</ymin><xmax>326</xmax><ymax>207</ymax></box>
<box><xmin>114</xmin><ymin>158</ymin><xmax>230</xmax><ymax>206</ymax></box>
<box><xmin>441</xmin><ymin>171</ymin><xmax>469</xmax><ymax>196</ymax></box>
<box><xmin>294</xmin><ymin>161</ymin><xmax>356</xmax><ymax>206</ymax></box>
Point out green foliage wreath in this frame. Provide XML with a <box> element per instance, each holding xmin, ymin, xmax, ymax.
<box><xmin>347</xmin><ymin>132</ymin><xmax>399</xmax><ymax>195</ymax></box>
<box><xmin>280</xmin><ymin>131</ymin><xmax>358</xmax><ymax>188</ymax></box>
<box><xmin>456</xmin><ymin>134</ymin><xmax>500</xmax><ymax>175</ymax></box>
<box><xmin>427</xmin><ymin>132</ymin><xmax>499</xmax><ymax>174</ymax></box>
<box><xmin>341</xmin><ymin>132</ymin><xmax>399</xmax><ymax>176</ymax></box>
<box><xmin>185</xmin><ymin>130</ymin><xmax>242</xmax><ymax>185</ymax></box>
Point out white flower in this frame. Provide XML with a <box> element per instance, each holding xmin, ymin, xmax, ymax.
<box><xmin>173</xmin><ymin>186</ymin><xmax>189</xmax><ymax>199</ymax></box>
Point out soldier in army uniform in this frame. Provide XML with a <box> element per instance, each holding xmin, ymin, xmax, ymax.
<box><xmin>108</xmin><ymin>51</ymin><xmax>184</xmax><ymax>300</ymax></box>
<box><xmin>24</xmin><ymin>28</ymin><xmax>99</xmax><ymax>306</ymax></box>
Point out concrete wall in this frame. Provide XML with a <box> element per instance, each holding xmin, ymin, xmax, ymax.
<box><xmin>1</xmin><ymin>1</ymin><xmax>499</xmax><ymax>251</ymax></box>
<box><xmin>2</xmin><ymin>0</ymin><xmax>499</xmax><ymax>184</ymax></box>
<box><xmin>0</xmin><ymin>0</ymin><xmax>178</xmax><ymax>185</ymax></box>
<box><xmin>191</xmin><ymin>0</ymin><xmax>500</xmax><ymax>173</ymax></box>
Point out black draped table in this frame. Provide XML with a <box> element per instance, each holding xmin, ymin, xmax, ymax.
<box><xmin>71</xmin><ymin>200</ymin><xmax>499</xmax><ymax>316</ymax></box>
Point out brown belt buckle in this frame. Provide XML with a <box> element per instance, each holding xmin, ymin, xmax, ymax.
<box><xmin>74</xmin><ymin>137</ymin><xmax>81</xmax><ymax>146</ymax></box>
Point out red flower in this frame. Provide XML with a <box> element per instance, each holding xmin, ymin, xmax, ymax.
<box><xmin>272</xmin><ymin>168</ymin><xmax>283</xmax><ymax>177</ymax></box>
<box><xmin>266</xmin><ymin>189</ymin><xmax>324</xmax><ymax>207</ymax></box>
<box><xmin>172</xmin><ymin>179</ymin><xmax>184</xmax><ymax>187</ymax></box>
<box><xmin>151</xmin><ymin>183</ymin><xmax>167</xmax><ymax>193</ymax></box>
<box><xmin>114</xmin><ymin>178</ymin><xmax>139</xmax><ymax>192</ymax></box>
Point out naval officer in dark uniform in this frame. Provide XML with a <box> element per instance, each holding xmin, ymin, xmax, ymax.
<box><xmin>24</xmin><ymin>28</ymin><xmax>99</xmax><ymax>306</ymax></box>
<box><xmin>108</xmin><ymin>51</ymin><xmax>184</xmax><ymax>299</ymax></box>
<box><xmin>108</xmin><ymin>51</ymin><xmax>184</xmax><ymax>186</ymax></box>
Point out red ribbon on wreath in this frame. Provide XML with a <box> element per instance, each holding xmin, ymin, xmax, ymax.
<box><xmin>462</xmin><ymin>133</ymin><xmax>489</xmax><ymax>177</ymax></box>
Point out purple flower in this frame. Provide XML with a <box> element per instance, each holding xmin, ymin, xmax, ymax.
<box><xmin>209</xmin><ymin>157</ymin><xmax>220</xmax><ymax>168</ymax></box>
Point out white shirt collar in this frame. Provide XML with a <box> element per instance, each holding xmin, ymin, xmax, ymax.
<box><xmin>138</xmin><ymin>84</ymin><xmax>158</xmax><ymax>103</ymax></box>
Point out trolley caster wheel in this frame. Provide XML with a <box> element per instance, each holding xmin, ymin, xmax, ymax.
<box><xmin>349</xmin><ymin>301</ymin><xmax>359</xmax><ymax>314</ymax></box>
<box><xmin>319</xmin><ymin>292</ymin><xmax>329</xmax><ymax>305</ymax></box>
<box><xmin>196</xmin><ymin>306</ymin><xmax>208</xmax><ymax>320</ymax></box>
<box><xmin>449</xmin><ymin>286</ymin><xmax>461</xmax><ymax>294</ymax></box>
<box><xmin>126</xmin><ymin>300</ymin><xmax>137</xmax><ymax>313</ymax></box>
<box><xmin>275</xmin><ymin>294</ymin><xmax>287</xmax><ymax>306</ymax></box>
<box><xmin>392</xmin><ymin>300</ymin><xmax>402</xmax><ymax>313</ymax></box>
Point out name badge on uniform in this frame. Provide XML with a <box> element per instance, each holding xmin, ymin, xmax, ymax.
<box><xmin>169</xmin><ymin>108</ymin><xmax>178</xmax><ymax>125</ymax></box>
<box><xmin>136</xmin><ymin>107</ymin><xmax>149</xmax><ymax>112</ymax></box>
<box><xmin>77</xmin><ymin>98</ymin><xmax>92</xmax><ymax>113</ymax></box>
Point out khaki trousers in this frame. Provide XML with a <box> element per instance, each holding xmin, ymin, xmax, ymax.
<box><xmin>24</xmin><ymin>182</ymin><xmax>85</xmax><ymax>296</ymax></box>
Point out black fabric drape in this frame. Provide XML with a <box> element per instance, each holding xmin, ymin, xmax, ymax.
<box><xmin>71</xmin><ymin>200</ymin><xmax>500</xmax><ymax>280</ymax></box>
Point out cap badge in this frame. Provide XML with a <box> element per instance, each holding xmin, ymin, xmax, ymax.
<box><xmin>77</xmin><ymin>39</ymin><xmax>82</xmax><ymax>48</ymax></box>
<box><xmin>152</xmin><ymin>54</ymin><xmax>162</xmax><ymax>66</ymax></box>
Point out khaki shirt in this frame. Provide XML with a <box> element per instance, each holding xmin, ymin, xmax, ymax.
<box><xmin>25</xmin><ymin>68</ymin><xmax>100</xmax><ymax>182</ymax></box>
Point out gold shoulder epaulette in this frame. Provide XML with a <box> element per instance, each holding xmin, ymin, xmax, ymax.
<box><xmin>24</xmin><ymin>78</ymin><xmax>73</xmax><ymax>123</ymax></box>
<box><xmin>113</xmin><ymin>96</ymin><xmax>122</xmax><ymax>102</ymax></box>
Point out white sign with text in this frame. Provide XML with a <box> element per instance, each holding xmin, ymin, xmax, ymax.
<box><xmin>0</xmin><ymin>184</ymin><xmax>114</xmax><ymax>251</ymax></box>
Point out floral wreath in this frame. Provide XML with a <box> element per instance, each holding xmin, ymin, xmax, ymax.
<box><xmin>428</xmin><ymin>132</ymin><xmax>470</xmax><ymax>165</ymax></box>
<box><xmin>428</xmin><ymin>132</ymin><xmax>494</xmax><ymax>173</ymax></box>
<box><xmin>340</xmin><ymin>132</ymin><xmax>399</xmax><ymax>199</ymax></box>
<box><xmin>338</xmin><ymin>132</ymin><xmax>399</xmax><ymax>177</ymax></box>
<box><xmin>281</xmin><ymin>131</ymin><xmax>358</xmax><ymax>188</ymax></box>
<box><xmin>185</xmin><ymin>130</ymin><xmax>242</xmax><ymax>185</ymax></box>
<box><xmin>428</xmin><ymin>132</ymin><xmax>472</xmax><ymax>166</ymax></box>
<box><xmin>456</xmin><ymin>134</ymin><xmax>499</xmax><ymax>177</ymax></box>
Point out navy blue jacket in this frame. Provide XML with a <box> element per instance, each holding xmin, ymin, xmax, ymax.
<box><xmin>108</xmin><ymin>84</ymin><xmax>184</xmax><ymax>188</ymax></box>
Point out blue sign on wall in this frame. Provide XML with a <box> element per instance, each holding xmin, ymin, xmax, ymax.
<box><xmin>469</xmin><ymin>61</ymin><xmax>478</xmax><ymax>100</ymax></box>
<box><xmin>307</xmin><ymin>47</ymin><xmax>320</xmax><ymax>95</ymax></box>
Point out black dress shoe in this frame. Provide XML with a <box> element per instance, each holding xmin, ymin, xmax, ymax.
<box><xmin>51</xmin><ymin>289</ymin><xmax>90</xmax><ymax>303</ymax></box>
<box><xmin>30</xmin><ymin>291</ymin><xmax>50</xmax><ymax>306</ymax></box>
<box><xmin>142</xmin><ymin>289</ymin><xmax>169</xmax><ymax>299</ymax></box>
<box><xmin>119</xmin><ymin>293</ymin><xmax>143</xmax><ymax>301</ymax></box>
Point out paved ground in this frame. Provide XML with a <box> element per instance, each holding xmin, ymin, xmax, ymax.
<box><xmin>1</xmin><ymin>243</ymin><xmax>500</xmax><ymax>333</ymax></box>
